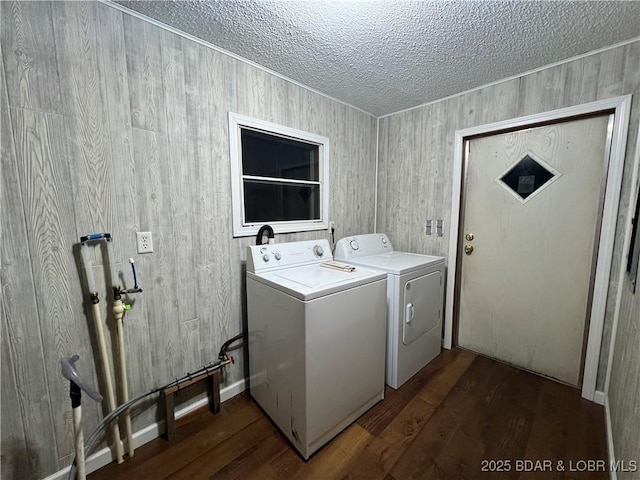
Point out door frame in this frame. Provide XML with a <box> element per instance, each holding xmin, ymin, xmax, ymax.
<box><xmin>444</xmin><ymin>95</ymin><xmax>632</xmax><ymax>402</ymax></box>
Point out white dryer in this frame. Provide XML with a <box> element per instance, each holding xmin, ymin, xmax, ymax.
<box><xmin>246</xmin><ymin>239</ymin><xmax>387</xmax><ymax>459</ymax></box>
<box><xmin>335</xmin><ymin>233</ymin><xmax>445</xmax><ymax>389</ymax></box>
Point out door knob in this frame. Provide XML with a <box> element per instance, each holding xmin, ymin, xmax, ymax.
<box><xmin>465</xmin><ymin>233</ymin><xmax>474</xmax><ymax>241</ymax></box>
<box><xmin>464</xmin><ymin>245</ymin><xmax>474</xmax><ymax>255</ymax></box>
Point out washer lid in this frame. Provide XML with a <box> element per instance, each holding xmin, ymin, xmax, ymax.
<box><xmin>345</xmin><ymin>252</ymin><xmax>444</xmax><ymax>275</ymax></box>
<box><xmin>251</xmin><ymin>264</ymin><xmax>386</xmax><ymax>301</ymax></box>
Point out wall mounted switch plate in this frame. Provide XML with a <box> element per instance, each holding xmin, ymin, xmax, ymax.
<box><xmin>425</xmin><ymin>220</ymin><xmax>432</xmax><ymax>235</ymax></box>
<box><xmin>436</xmin><ymin>220</ymin><xmax>444</xmax><ymax>237</ymax></box>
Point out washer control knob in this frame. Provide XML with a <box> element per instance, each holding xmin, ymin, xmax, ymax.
<box><xmin>313</xmin><ymin>245</ymin><xmax>324</xmax><ymax>257</ymax></box>
<box><xmin>382</xmin><ymin>237</ymin><xmax>387</xmax><ymax>244</ymax></box>
<box><xmin>262</xmin><ymin>254</ymin><xmax>270</xmax><ymax>262</ymax></box>
<box><xmin>350</xmin><ymin>240</ymin><xmax>359</xmax><ymax>251</ymax></box>
<box><xmin>274</xmin><ymin>252</ymin><xmax>282</xmax><ymax>261</ymax></box>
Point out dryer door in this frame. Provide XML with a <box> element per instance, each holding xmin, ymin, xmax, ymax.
<box><xmin>402</xmin><ymin>271</ymin><xmax>442</xmax><ymax>345</ymax></box>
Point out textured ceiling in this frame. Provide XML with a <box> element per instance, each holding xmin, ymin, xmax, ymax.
<box><xmin>114</xmin><ymin>0</ymin><xmax>640</xmax><ymax>117</ymax></box>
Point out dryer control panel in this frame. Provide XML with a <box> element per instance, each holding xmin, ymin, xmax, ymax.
<box><xmin>334</xmin><ymin>233</ymin><xmax>393</xmax><ymax>259</ymax></box>
<box><xmin>247</xmin><ymin>239</ymin><xmax>333</xmax><ymax>273</ymax></box>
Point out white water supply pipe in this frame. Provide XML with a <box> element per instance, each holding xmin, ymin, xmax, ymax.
<box><xmin>79</xmin><ymin>240</ymin><xmax>124</xmax><ymax>464</ymax></box>
<box><xmin>73</xmin><ymin>406</ymin><xmax>85</xmax><ymax>479</ymax></box>
<box><xmin>106</xmin><ymin>240</ymin><xmax>134</xmax><ymax>458</ymax></box>
<box><xmin>113</xmin><ymin>299</ymin><xmax>133</xmax><ymax>457</ymax></box>
<box><xmin>61</xmin><ymin>355</ymin><xmax>102</xmax><ymax>480</ymax></box>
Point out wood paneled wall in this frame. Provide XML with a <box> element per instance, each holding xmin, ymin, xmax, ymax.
<box><xmin>608</xmin><ymin>103</ymin><xmax>640</xmax><ymax>478</ymax></box>
<box><xmin>0</xmin><ymin>2</ymin><xmax>377</xmax><ymax>477</ymax></box>
<box><xmin>608</xmin><ymin>267</ymin><xmax>640</xmax><ymax>476</ymax></box>
<box><xmin>377</xmin><ymin>40</ymin><xmax>640</xmax><ymax>390</ymax></box>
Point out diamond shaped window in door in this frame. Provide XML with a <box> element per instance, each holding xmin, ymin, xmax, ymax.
<box><xmin>496</xmin><ymin>152</ymin><xmax>561</xmax><ymax>204</ymax></box>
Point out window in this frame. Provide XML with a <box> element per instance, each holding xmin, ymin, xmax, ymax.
<box><xmin>496</xmin><ymin>151</ymin><xmax>561</xmax><ymax>204</ymax></box>
<box><xmin>229</xmin><ymin>113</ymin><xmax>330</xmax><ymax>237</ymax></box>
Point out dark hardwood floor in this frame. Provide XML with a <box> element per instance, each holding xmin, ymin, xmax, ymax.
<box><xmin>89</xmin><ymin>348</ymin><xmax>607</xmax><ymax>479</ymax></box>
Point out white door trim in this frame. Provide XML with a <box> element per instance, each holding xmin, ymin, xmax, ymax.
<box><xmin>445</xmin><ymin>95</ymin><xmax>632</xmax><ymax>402</ymax></box>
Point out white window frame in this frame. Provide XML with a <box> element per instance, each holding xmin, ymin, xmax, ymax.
<box><xmin>229</xmin><ymin>112</ymin><xmax>330</xmax><ymax>237</ymax></box>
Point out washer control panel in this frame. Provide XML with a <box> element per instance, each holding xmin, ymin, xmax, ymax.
<box><xmin>247</xmin><ymin>239</ymin><xmax>333</xmax><ymax>273</ymax></box>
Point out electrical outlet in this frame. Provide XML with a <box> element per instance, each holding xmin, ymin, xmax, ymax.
<box><xmin>136</xmin><ymin>231</ymin><xmax>153</xmax><ymax>253</ymax></box>
<box><xmin>329</xmin><ymin>221</ymin><xmax>336</xmax><ymax>231</ymax></box>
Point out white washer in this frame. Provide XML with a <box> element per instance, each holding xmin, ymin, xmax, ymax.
<box><xmin>335</xmin><ymin>233</ymin><xmax>445</xmax><ymax>389</ymax></box>
<box><xmin>246</xmin><ymin>239</ymin><xmax>387</xmax><ymax>459</ymax></box>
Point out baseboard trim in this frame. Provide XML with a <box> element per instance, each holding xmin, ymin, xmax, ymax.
<box><xmin>594</xmin><ymin>390</ymin><xmax>606</xmax><ymax>406</ymax></box>
<box><xmin>604</xmin><ymin>395</ymin><xmax>617</xmax><ymax>480</ymax></box>
<box><xmin>42</xmin><ymin>379</ymin><xmax>247</xmax><ymax>480</ymax></box>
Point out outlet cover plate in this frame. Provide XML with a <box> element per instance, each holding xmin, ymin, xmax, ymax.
<box><xmin>137</xmin><ymin>231</ymin><xmax>153</xmax><ymax>253</ymax></box>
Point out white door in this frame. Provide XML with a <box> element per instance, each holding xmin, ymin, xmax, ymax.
<box><xmin>457</xmin><ymin>115</ymin><xmax>611</xmax><ymax>386</ymax></box>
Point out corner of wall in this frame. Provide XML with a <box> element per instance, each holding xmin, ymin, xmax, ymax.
<box><xmin>374</xmin><ymin>116</ymin><xmax>380</xmax><ymax>233</ymax></box>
